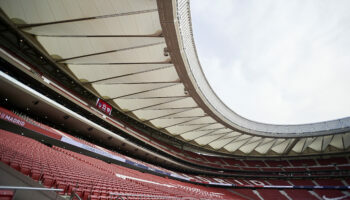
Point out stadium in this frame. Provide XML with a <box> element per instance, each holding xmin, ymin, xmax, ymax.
<box><xmin>0</xmin><ymin>0</ymin><xmax>349</xmax><ymax>199</ymax></box>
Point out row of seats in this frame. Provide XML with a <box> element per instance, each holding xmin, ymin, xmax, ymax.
<box><xmin>3</xmin><ymin>107</ymin><xmax>176</xmax><ymax>179</ymax></box>
<box><xmin>231</xmin><ymin>188</ymin><xmax>349</xmax><ymax>200</ymax></box>
<box><xmin>0</xmin><ymin>129</ymin><xmax>236</xmax><ymax>200</ymax></box>
<box><xmin>226</xmin><ymin>178</ymin><xmax>350</xmax><ymax>199</ymax></box>
<box><xmin>149</xmin><ymin>137</ymin><xmax>350</xmax><ymax>172</ymax></box>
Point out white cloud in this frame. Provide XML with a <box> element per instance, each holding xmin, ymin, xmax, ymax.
<box><xmin>191</xmin><ymin>0</ymin><xmax>350</xmax><ymax>124</ymax></box>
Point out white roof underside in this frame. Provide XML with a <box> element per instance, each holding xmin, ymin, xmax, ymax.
<box><xmin>2</xmin><ymin>0</ymin><xmax>349</xmax><ymax>156</ymax></box>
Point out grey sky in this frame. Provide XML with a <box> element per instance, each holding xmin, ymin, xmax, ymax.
<box><xmin>190</xmin><ymin>0</ymin><xmax>350</xmax><ymax>124</ymax></box>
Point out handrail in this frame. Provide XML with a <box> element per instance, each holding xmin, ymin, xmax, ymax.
<box><xmin>70</xmin><ymin>191</ymin><xmax>82</xmax><ymax>200</ymax></box>
<box><xmin>0</xmin><ymin>186</ymin><xmax>63</xmax><ymax>192</ymax></box>
<box><xmin>109</xmin><ymin>192</ymin><xmax>214</xmax><ymax>200</ymax></box>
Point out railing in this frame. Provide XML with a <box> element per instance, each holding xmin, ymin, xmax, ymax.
<box><xmin>108</xmin><ymin>193</ymin><xmax>218</xmax><ymax>200</ymax></box>
<box><xmin>0</xmin><ymin>186</ymin><xmax>63</xmax><ymax>199</ymax></box>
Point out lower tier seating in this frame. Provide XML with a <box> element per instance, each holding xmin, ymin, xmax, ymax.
<box><xmin>1</xmin><ymin>129</ymin><xmax>349</xmax><ymax>200</ymax></box>
<box><xmin>0</xmin><ymin>130</ymin><xmax>235</xmax><ymax>200</ymax></box>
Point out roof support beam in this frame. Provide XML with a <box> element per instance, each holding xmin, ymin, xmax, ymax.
<box><xmin>210</xmin><ymin>136</ymin><xmax>240</xmax><ymax>149</ymax></box>
<box><xmin>127</xmin><ymin>97</ymin><xmax>186</xmax><ymax>112</ymax></box>
<box><xmin>64</xmin><ymin>61</ymin><xmax>172</xmax><ymax>65</ymax></box>
<box><xmin>107</xmin><ymin>83</ymin><xmax>180</xmax><ymax>100</ymax></box>
<box><xmin>198</xmin><ymin>133</ymin><xmax>233</xmax><ymax>146</ymax></box>
<box><xmin>283</xmin><ymin>138</ymin><xmax>299</xmax><ymax>155</ymax></box>
<box><xmin>222</xmin><ymin>137</ymin><xmax>252</xmax><ymax>150</ymax></box>
<box><xmin>264</xmin><ymin>140</ymin><xmax>279</xmax><ymax>154</ymax></box>
<box><xmin>144</xmin><ymin>107</ymin><xmax>198</xmax><ymax>111</ymax></box>
<box><xmin>57</xmin><ymin>41</ymin><xmax>165</xmax><ymax>63</ymax></box>
<box><xmin>166</xmin><ymin>123</ymin><xmax>216</xmax><ymax>135</ymax></box>
<box><xmin>194</xmin><ymin>130</ymin><xmax>228</xmax><ymax>141</ymax></box>
<box><xmin>85</xmin><ymin>65</ymin><xmax>173</xmax><ymax>84</ymax></box>
<box><xmin>32</xmin><ymin>34</ymin><xmax>163</xmax><ymax>38</ymax></box>
<box><xmin>142</xmin><ymin>107</ymin><xmax>196</xmax><ymax>122</ymax></box>
<box><xmin>120</xmin><ymin>96</ymin><xmax>188</xmax><ymax>100</ymax></box>
<box><xmin>159</xmin><ymin>117</ymin><xmax>205</xmax><ymax>131</ymax></box>
<box><xmin>185</xmin><ymin>129</ymin><xmax>218</xmax><ymax>141</ymax></box>
<box><xmin>250</xmin><ymin>139</ymin><xmax>265</xmax><ymax>153</ymax></box>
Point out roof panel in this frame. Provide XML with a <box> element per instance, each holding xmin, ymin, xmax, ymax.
<box><xmin>292</xmin><ymin>138</ymin><xmax>307</xmax><ymax>153</ymax></box>
<box><xmin>38</xmin><ymin>36</ymin><xmax>165</xmax><ymax>60</ymax></box>
<box><xmin>271</xmin><ymin>139</ymin><xmax>289</xmax><ymax>154</ymax></box>
<box><xmin>309</xmin><ymin>137</ymin><xmax>323</xmax><ymax>152</ymax></box>
<box><xmin>254</xmin><ymin>138</ymin><xmax>276</xmax><ymax>154</ymax></box>
<box><xmin>209</xmin><ymin>133</ymin><xmax>241</xmax><ymax>150</ymax></box>
<box><xmin>114</xmin><ymin>97</ymin><xmax>184</xmax><ymax>111</ymax></box>
<box><xmin>150</xmin><ymin>117</ymin><xmax>197</xmax><ymax>128</ymax></box>
<box><xmin>197</xmin><ymin>123</ymin><xmax>225</xmax><ymax>131</ymax></box>
<box><xmin>133</xmin><ymin>108</ymin><xmax>190</xmax><ymax>121</ymax></box>
<box><xmin>181</xmin><ymin>130</ymin><xmax>215</xmax><ymax>141</ymax></box>
<box><xmin>224</xmin><ymin>136</ymin><xmax>252</xmax><ymax>152</ymax></box>
<box><xmin>92</xmin><ymin>83</ymin><xmax>175</xmax><ymax>99</ymax></box>
<box><xmin>145</xmin><ymin>97</ymin><xmax>197</xmax><ymax>110</ymax></box>
<box><xmin>68</xmin><ymin>64</ymin><xmax>172</xmax><ymax>83</ymax></box>
<box><xmin>1</xmin><ymin>0</ymin><xmax>157</xmax><ymax>24</ymax></box>
<box><xmin>61</xmin><ymin>43</ymin><xmax>167</xmax><ymax>64</ymax></box>
<box><xmin>344</xmin><ymin>132</ymin><xmax>350</xmax><ymax>149</ymax></box>
<box><xmin>125</xmin><ymin>84</ymin><xmax>185</xmax><ymax>98</ymax></box>
<box><xmin>239</xmin><ymin>137</ymin><xmax>262</xmax><ymax>154</ymax></box>
<box><xmin>21</xmin><ymin>11</ymin><xmax>161</xmax><ymax>36</ymax></box>
<box><xmin>322</xmin><ymin>135</ymin><xmax>333</xmax><ymax>151</ymax></box>
<box><xmin>195</xmin><ymin>134</ymin><xmax>228</xmax><ymax>146</ymax></box>
<box><xmin>166</xmin><ymin>124</ymin><xmax>205</xmax><ymax>135</ymax></box>
<box><xmin>97</xmin><ymin>66</ymin><xmax>178</xmax><ymax>84</ymax></box>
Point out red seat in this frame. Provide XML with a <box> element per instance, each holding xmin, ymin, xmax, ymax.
<box><xmin>19</xmin><ymin>165</ymin><xmax>31</xmax><ymax>175</ymax></box>
<box><xmin>9</xmin><ymin>162</ymin><xmax>20</xmax><ymax>171</ymax></box>
<box><xmin>0</xmin><ymin>190</ymin><xmax>14</xmax><ymax>200</ymax></box>
<box><xmin>100</xmin><ymin>190</ymin><xmax>108</xmax><ymax>196</ymax></box>
<box><xmin>91</xmin><ymin>190</ymin><xmax>100</xmax><ymax>196</ymax></box>
<box><xmin>55</xmin><ymin>181</ymin><xmax>68</xmax><ymax>194</ymax></box>
<box><xmin>30</xmin><ymin>170</ymin><xmax>41</xmax><ymax>181</ymax></box>
<box><xmin>88</xmin><ymin>195</ymin><xmax>99</xmax><ymax>200</ymax></box>
<box><xmin>82</xmin><ymin>190</ymin><xmax>92</xmax><ymax>200</ymax></box>
<box><xmin>42</xmin><ymin>175</ymin><xmax>55</xmax><ymax>187</ymax></box>
<box><xmin>0</xmin><ymin>157</ymin><xmax>11</xmax><ymax>165</ymax></box>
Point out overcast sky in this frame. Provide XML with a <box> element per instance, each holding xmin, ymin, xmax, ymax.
<box><xmin>190</xmin><ymin>0</ymin><xmax>350</xmax><ymax>125</ymax></box>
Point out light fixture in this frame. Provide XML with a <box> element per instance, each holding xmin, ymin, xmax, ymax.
<box><xmin>163</xmin><ymin>47</ymin><xmax>169</xmax><ymax>56</ymax></box>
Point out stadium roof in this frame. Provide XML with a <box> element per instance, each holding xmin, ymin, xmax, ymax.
<box><xmin>1</xmin><ymin>0</ymin><xmax>350</xmax><ymax>156</ymax></box>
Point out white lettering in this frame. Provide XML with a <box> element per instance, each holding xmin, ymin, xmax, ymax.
<box><xmin>250</xmin><ymin>180</ymin><xmax>265</xmax><ymax>186</ymax></box>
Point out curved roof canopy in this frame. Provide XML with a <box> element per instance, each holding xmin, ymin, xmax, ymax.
<box><xmin>1</xmin><ymin>0</ymin><xmax>350</xmax><ymax>156</ymax></box>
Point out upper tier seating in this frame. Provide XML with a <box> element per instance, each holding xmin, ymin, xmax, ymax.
<box><xmin>265</xmin><ymin>160</ymin><xmax>291</xmax><ymax>167</ymax></box>
<box><xmin>2</xmin><ymin>107</ymin><xmax>350</xmax><ymax>178</ymax></box>
<box><xmin>256</xmin><ymin>189</ymin><xmax>289</xmax><ymax>200</ymax></box>
<box><xmin>221</xmin><ymin>158</ymin><xmax>246</xmax><ymax>167</ymax></box>
<box><xmin>244</xmin><ymin>160</ymin><xmax>267</xmax><ymax>167</ymax></box>
<box><xmin>230</xmin><ymin>188</ymin><xmax>259</xmax><ymax>199</ymax></box>
<box><xmin>290</xmin><ymin>180</ymin><xmax>315</xmax><ymax>186</ymax></box>
<box><xmin>284</xmin><ymin>190</ymin><xmax>318</xmax><ymax>200</ymax></box>
<box><xmin>289</xmin><ymin>159</ymin><xmax>317</xmax><ymax>167</ymax></box>
<box><xmin>317</xmin><ymin>157</ymin><xmax>348</xmax><ymax>165</ymax></box>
